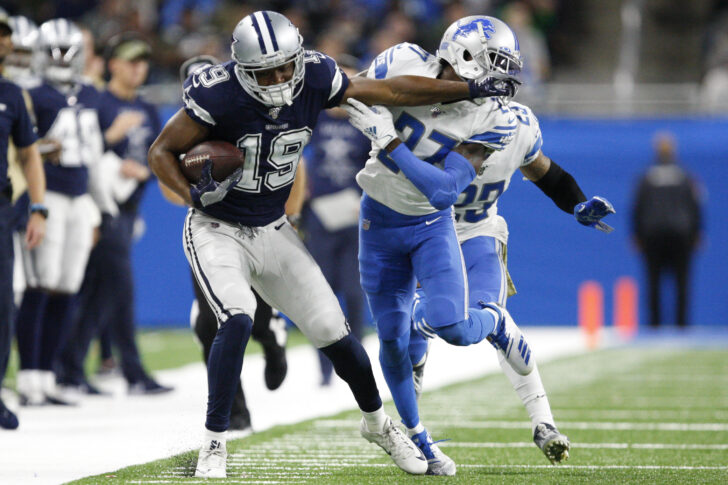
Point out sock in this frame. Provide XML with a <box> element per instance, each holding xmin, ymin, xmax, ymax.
<box><xmin>205</xmin><ymin>314</ymin><xmax>253</xmax><ymax>432</ymax></box>
<box><xmin>39</xmin><ymin>294</ymin><xmax>76</xmax><ymax>371</ymax></box>
<box><xmin>406</xmin><ymin>422</ymin><xmax>425</xmax><ymax>437</ymax></box>
<box><xmin>497</xmin><ymin>353</ymin><xmax>554</xmax><ymax>433</ymax></box>
<box><xmin>379</xmin><ymin>333</ymin><xmax>419</xmax><ymax>428</ymax></box>
<box><xmin>15</xmin><ymin>289</ymin><xmax>49</xmax><ymax>369</ymax></box>
<box><xmin>320</xmin><ymin>333</ymin><xmax>382</xmax><ymax>412</ymax></box>
<box><xmin>361</xmin><ymin>406</ymin><xmax>387</xmax><ymax>433</ymax></box>
<box><xmin>204</xmin><ymin>428</ymin><xmax>227</xmax><ymax>444</ymax></box>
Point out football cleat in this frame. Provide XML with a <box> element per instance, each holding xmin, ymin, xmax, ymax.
<box><xmin>195</xmin><ymin>438</ymin><xmax>227</xmax><ymax>478</ymax></box>
<box><xmin>263</xmin><ymin>343</ymin><xmax>287</xmax><ymax>391</ymax></box>
<box><xmin>0</xmin><ymin>399</ymin><xmax>19</xmax><ymax>430</ymax></box>
<box><xmin>410</xmin><ymin>429</ymin><xmax>456</xmax><ymax>476</ymax></box>
<box><xmin>360</xmin><ymin>416</ymin><xmax>428</xmax><ymax>475</ymax></box>
<box><xmin>533</xmin><ymin>422</ymin><xmax>570</xmax><ymax>464</ymax></box>
<box><xmin>481</xmin><ymin>302</ymin><xmax>534</xmax><ymax>376</ymax></box>
<box><xmin>128</xmin><ymin>378</ymin><xmax>174</xmax><ymax>396</ymax></box>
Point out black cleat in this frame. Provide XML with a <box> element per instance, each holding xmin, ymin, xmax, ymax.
<box><xmin>229</xmin><ymin>411</ymin><xmax>252</xmax><ymax>432</ymax></box>
<box><xmin>128</xmin><ymin>378</ymin><xmax>174</xmax><ymax>396</ymax></box>
<box><xmin>0</xmin><ymin>399</ymin><xmax>19</xmax><ymax>430</ymax></box>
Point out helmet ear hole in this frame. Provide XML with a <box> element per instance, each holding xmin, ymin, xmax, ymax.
<box><xmin>463</xmin><ymin>50</ymin><xmax>473</xmax><ymax>62</ymax></box>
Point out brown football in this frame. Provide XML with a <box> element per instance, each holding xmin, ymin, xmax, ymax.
<box><xmin>180</xmin><ymin>140</ymin><xmax>244</xmax><ymax>184</ymax></box>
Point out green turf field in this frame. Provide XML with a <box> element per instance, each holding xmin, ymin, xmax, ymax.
<box><xmin>70</xmin><ymin>346</ymin><xmax>728</xmax><ymax>484</ymax></box>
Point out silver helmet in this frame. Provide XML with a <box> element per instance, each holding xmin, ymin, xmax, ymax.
<box><xmin>6</xmin><ymin>16</ymin><xmax>40</xmax><ymax>83</ymax></box>
<box><xmin>437</xmin><ymin>16</ymin><xmax>522</xmax><ymax>86</ymax></box>
<box><xmin>231</xmin><ymin>11</ymin><xmax>304</xmax><ymax>107</ymax></box>
<box><xmin>38</xmin><ymin>18</ymin><xmax>84</xmax><ymax>86</ymax></box>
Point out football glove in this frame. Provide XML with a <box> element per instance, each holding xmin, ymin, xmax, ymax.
<box><xmin>342</xmin><ymin>98</ymin><xmax>397</xmax><ymax>151</ymax></box>
<box><xmin>190</xmin><ymin>160</ymin><xmax>243</xmax><ymax>208</ymax></box>
<box><xmin>574</xmin><ymin>196</ymin><xmax>616</xmax><ymax>233</ymax></box>
<box><xmin>468</xmin><ymin>76</ymin><xmax>520</xmax><ymax>100</ymax></box>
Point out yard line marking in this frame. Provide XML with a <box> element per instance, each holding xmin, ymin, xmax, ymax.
<box><xmin>460</xmin><ymin>465</ymin><xmax>728</xmax><ymax>470</ymax></box>
<box><xmin>316</xmin><ymin>419</ymin><xmax>728</xmax><ymax>431</ymax></box>
<box><xmin>441</xmin><ymin>442</ymin><xmax>728</xmax><ymax>450</ymax></box>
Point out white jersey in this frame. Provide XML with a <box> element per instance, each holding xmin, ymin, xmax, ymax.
<box><xmin>454</xmin><ymin>101</ymin><xmax>543</xmax><ymax>244</ymax></box>
<box><xmin>356</xmin><ymin>43</ymin><xmax>516</xmax><ymax>216</ymax></box>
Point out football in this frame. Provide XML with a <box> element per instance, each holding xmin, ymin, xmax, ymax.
<box><xmin>180</xmin><ymin>140</ymin><xmax>244</xmax><ymax>184</ymax></box>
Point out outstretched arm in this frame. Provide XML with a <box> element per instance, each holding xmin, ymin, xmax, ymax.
<box><xmin>343</xmin><ymin>75</ymin><xmax>515</xmax><ymax>107</ymax></box>
<box><xmin>521</xmin><ymin>152</ymin><xmax>615</xmax><ymax>232</ymax></box>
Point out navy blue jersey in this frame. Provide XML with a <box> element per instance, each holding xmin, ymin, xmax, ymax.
<box><xmin>97</xmin><ymin>90</ymin><xmax>161</xmax><ymax>209</ymax></box>
<box><xmin>303</xmin><ymin>110</ymin><xmax>370</xmax><ymax>198</ymax></box>
<box><xmin>182</xmin><ymin>51</ymin><xmax>349</xmax><ymax>226</ymax></box>
<box><xmin>29</xmin><ymin>82</ymin><xmax>104</xmax><ymax>196</ymax></box>
<box><xmin>0</xmin><ymin>76</ymin><xmax>37</xmax><ymax>198</ymax></box>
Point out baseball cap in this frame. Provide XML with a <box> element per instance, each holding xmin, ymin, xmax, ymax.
<box><xmin>107</xmin><ymin>33</ymin><xmax>151</xmax><ymax>61</ymax></box>
<box><xmin>0</xmin><ymin>8</ymin><xmax>12</xmax><ymax>34</ymax></box>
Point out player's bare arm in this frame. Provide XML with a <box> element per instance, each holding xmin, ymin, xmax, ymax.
<box><xmin>520</xmin><ymin>150</ymin><xmax>551</xmax><ymax>181</ymax></box>
<box><xmin>18</xmin><ymin>142</ymin><xmax>47</xmax><ymax>248</ymax></box>
<box><xmin>343</xmin><ymin>75</ymin><xmax>471</xmax><ymax>107</ymax></box>
<box><xmin>148</xmin><ymin>108</ymin><xmax>209</xmax><ymax>205</ymax></box>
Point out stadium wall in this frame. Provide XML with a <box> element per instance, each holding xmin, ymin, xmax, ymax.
<box><xmin>133</xmin><ymin>114</ymin><xmax>728</xmax><ymax>328</ymax></box>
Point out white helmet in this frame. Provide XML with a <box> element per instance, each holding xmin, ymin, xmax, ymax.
<box><xmin>231</xmin><ymin>11</ymin><xmax>305</xmax><ymax>107</ymax></box>
<box><xmin>437</xmin><ymin>16</ymin><xmax>522</xmax><ymax>86</ymax></box>
<box><xmin>6</xmin><ymin>16</ymin><xmax>40</xmax><ymax>84</ymax></box>
<box><xmin>38</xmin><ymin>18</ymin><xmax>84</xmax><ymax>87</ymax></box>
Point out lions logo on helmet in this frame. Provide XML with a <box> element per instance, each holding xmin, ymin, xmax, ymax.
<box><xmin>231</xmin><ymin>11</ymin><xmax>305</xmax><ymax>107</ymax></box>
<box><xmin>438</xmin><ymin>15</ymin><xmax>522</xmax><ymax>96</ymax></box>
<box><xmin>37</xmin><ymin>18</ymin><xmax>84</xmax><ymax>88</ymax></box>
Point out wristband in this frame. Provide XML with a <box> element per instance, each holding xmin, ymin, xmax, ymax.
<box><xmin>30</xmin><ymin>203</ymin><xmax>49</xmax><ymax>219</ymax></box>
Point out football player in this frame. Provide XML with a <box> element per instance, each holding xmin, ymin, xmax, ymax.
<box><xmin>14</xmin><ymin>18</ymin><xmax>103</xmax><ymax>406</ymax></box>
<box><xmin>348</xmin><ymin>16</ymin><xmax>614</xmax><ymax>470</ymax></box>
<box><xmin>0</xmin><ymin>8</ymin><xmax>46</xmax><ymax>430</ymax></box>
<box><xmin>148</xmin><ymin>10</ymin><xmax>512</xmax><ymax>479</ymax></box>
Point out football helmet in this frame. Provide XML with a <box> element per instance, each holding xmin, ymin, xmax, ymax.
<box><xmin>179</xmin><ymin>54</ymin><xmax>220</xmax><ymax>83</ymax></box>
<box><xmin>231</xmin><ymin>11</ymin><xmax>304</xmax><ymax>107</ymax></box>
<box><xmin>6</xmin><ymin>16</ymin><xmax>40</xmax><ymax>84</ymax></box>
<box><xmin>38</xmin><ymin>18</ymin><xmax>84</xmax><ymax>87</ymax></box>
<box><xmin>437</xmin><ymin>16</ymin><xmax>522</xmax><ymax>88</ymax></box>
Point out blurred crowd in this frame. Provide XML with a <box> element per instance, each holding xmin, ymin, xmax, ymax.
<box><xmin>1</xmin><ymin>0</ymin><xmax>557</xmax><ymax>88</ymax></box>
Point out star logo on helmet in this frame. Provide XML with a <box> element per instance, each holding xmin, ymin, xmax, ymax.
<box><xmin>453</xmin><ymin>18</ymin><xmax>495</xmax><ymax>41</ymax></box>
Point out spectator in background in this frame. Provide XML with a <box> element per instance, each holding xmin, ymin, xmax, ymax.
<box><xmin>300</xmin><ymin>54</ymin><xmax>370</xmax><ymax>386</ymax></box>
<box><xmin>0</xmin><ymin>8</ymin><xmax>46</xmax><ymax>429</ymax></box>
<box><xmin>632</xmin><ymin>133</ymin><xmax>703</xmax><ymax>328</ymax></box>
<box><xmin>57</xmin><ymin>33</ymin><xmax>172</xmax><ymax>395</ymax></box>
<box><xmin>502</xmin><ymin>1</ymin><xmax>550</xmax><ymax>98</ymax></box>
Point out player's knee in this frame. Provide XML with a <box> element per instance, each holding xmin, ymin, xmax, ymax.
<box><xmin>374</xmin><ymin>309</ymin><xmax>410</xmax><ymax>341</ymax></box>
<box><xmin>435</xmin><ymin>320</ymin><xmax>474</xmax><ymax>347</ymax></box>
<box><xmin>379</xmin><ymin>332</ymin><xmax>409</xmax><ymax>367</ymax></box>
<box><xmin>425</xmin><ymin>295</ymin><xmax>465</xmax><ymax>327</ymax></box>
<box><xmin>218</xmin><ymin>313</ymin><xmax>253</xmax><ymax>344</ymax></box>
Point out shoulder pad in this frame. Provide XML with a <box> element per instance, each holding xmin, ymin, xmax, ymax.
<box><xmin>367</xmin><ymin>43</ymin><xmax>439</xmax><ymax>80</ymax></box>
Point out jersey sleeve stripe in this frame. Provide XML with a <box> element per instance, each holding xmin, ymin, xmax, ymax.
<box><xmin>524</xmin><ymin>134</ymin><xmax>543</xmax><ymax>162</ymax></box>
<box><xmin>328</xmin><ymin>67</ymin><xmax>344</xmax><ymax>101</ymax></box>
<box><xmin>262</xmin><ymin>11</ymin><xmax>280</xmax><ymax>51</ymax></box>
<box><xmin>183</xmin><ymin>89</ymin><xmax>216</xmax><ymax>126</ymax></box>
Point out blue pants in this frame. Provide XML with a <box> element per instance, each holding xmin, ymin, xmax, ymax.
<box><xmin>59</xmin><ymin>210</ymin><xmax>148</xmax><ymax>384</ymax></box>
<box><xmin>461</xmin><ymin>236</ymin><xmax>509</xmax><ymax>306</ymax></box>
<box><xmin>0</xmin><ymin>202</ymin><xmax>14</xmax><ymax>389</ymax></box>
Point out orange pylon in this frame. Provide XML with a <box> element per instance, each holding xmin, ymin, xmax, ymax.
<box><xmin>614</xmin><ymin>276</ymin><xmax>638</xmax><ymax>340</ymax></box>
<box><xmin>578</xmin><ymin>281</ymin><xmax>604</xmax><ymax>349</ymax></box>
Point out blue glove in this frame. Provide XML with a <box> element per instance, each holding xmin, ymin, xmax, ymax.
<box><xmin>190</xmin><ymin>160</ymin><xmax>243</xmax><ymax>208</ymax></box>
<box><xmin>468</xmin><ymin>77</ymin><xmax>520</xmax><ymax>99</ymax></box>
<box><xmin>574</xmin><ymin>196</ymin><xmax>616</xmax><ymax>233</ymax></box>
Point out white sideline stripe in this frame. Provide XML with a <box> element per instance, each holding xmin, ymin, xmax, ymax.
<box><xmin>442</xmin><ymin>442</ymin><xmax>728</xmax><ymax>450</ymax></box>
<box><xmin>315</xmin><ymin>419</ymin><xmax>728</xmax><ymax>431</ymax></box>
<box><xmin>143</xmin><ymin>464</ymin><xmax>728</xmax><ymax>471</ymax></box>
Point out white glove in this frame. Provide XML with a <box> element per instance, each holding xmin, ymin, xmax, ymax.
<box><xmin>342</xmin><ymin>98</ymin><xmax>398</xmax><ymax>151</ymax></box>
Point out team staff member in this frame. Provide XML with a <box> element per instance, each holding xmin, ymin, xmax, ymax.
<box><xmin>58</xmin><ymin>33</ymin><xmax>172</xmax><ymax>395</ymax></box>
<box><xmin>0</xmin><ymin>9</ymin><xmax>46</xmax><ymax>430</ymax></box>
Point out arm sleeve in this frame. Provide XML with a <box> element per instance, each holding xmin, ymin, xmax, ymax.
<box><xmin>389</xmin><ymin>143</ymin><xmax>475</xmax><ymax>210</ymax></box>
<box><xmin>532</xmin><ymin>159</ymin><xmax>586</xmax><ymax>213</ymax></box>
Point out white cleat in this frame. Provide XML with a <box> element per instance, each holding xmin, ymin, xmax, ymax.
<box><xmin>481</xmin><ymin>302</ymin><xmax>534</xmax><ymax>376</ymax></box>
<box><xmin>410</xmin><ymin>429</ymin><xmax>457</xmax><ymax>476</ymax></box>
<box><xmin>412</xmin><ymin>340</ymin><xmax>430</xmax><ymax>401</ymax></box>
<box><xmin>194</xmin><ymin>438</ymin><xmax>227</xmax><ymax>478</ymax></box>
<box><xmin>533</xmin><ymin>422</ymin><xmax>570</xmax><ymax>464</ymax></box>
<box><xmin>360</xmin><ymin>416</ymin><xmax>428</xmax><ymax>475</ymax></box>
